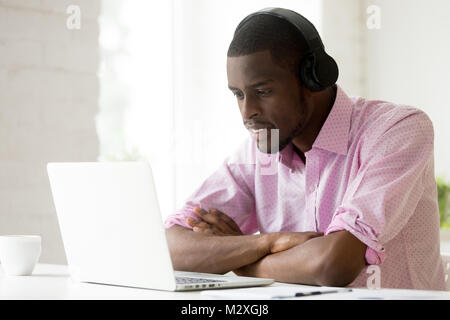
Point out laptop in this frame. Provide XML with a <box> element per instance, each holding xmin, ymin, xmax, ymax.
<box><xmin>47</xmin><ymin>161</ymin><xmax>274</xmax><ymax>291</ymax></box>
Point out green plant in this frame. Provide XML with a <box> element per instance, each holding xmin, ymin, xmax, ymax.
<box><xmin>437</xmin><ymin>177</ymin><xmax>450</xmax><ymax>228</ymax></box>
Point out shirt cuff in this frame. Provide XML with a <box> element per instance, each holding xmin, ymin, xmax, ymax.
<box><xmin>325</xmin><ymin>208</ymin><xmax>386</xmax><ymax>265</ymax></box>
<box><xmin>164</xmin><ymin>208</ymin><xmax>197</xmax><ymax>230</ymax></box>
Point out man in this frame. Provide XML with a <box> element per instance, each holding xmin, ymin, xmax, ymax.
<box><xmin>164</xmin><ymin>9</ymin><xmax>446</xmax><ymax>290</ymax></box>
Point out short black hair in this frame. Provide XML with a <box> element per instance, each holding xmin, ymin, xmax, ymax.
<box><xmin>227</xmin><ymin>14</ymin><xmax>309</xmax><ymax>77</ymax></box>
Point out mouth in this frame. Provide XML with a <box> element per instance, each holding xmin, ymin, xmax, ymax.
<box><xmin>248</xmin><ymin>128</ymin><xmax>271</xmax><ymax>140</ymax></box>
<box><xmin>248</xmin><ymin>128</ymin><xmax>267</xmax><ymax>134</ymax></box>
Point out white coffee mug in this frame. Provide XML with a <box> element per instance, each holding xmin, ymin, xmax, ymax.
<box><xmin>0</xmin><ymin>235</ymin><xmax>41</xmax><ymax>276</ymax></box>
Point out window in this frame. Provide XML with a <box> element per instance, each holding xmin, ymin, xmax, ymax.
<box><xmin>97</xmin><ymin>0</ymin><xmax>322</xmax><ymax>219</ymax></box>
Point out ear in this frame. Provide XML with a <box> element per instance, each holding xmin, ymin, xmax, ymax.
<box><xmin>298</xmin><ymin>80</ymin><xmax>315</xmax><ymax>100</ymax></box>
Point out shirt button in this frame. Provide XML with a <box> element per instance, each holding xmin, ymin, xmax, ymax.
<box><xmin>309</xmin><ymin>185</ymin><xmax>316</xmax><ymax>193</ymax></box>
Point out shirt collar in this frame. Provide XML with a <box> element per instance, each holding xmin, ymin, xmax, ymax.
<box><xmin>310</xmin><ymin>85</ymin><xmax>353</xmax><ymax>156</ymax></box>
<box><xmin>277</xmin><ymin>143</ymin><xmax>295</xmax><ymax>168</ymax></box>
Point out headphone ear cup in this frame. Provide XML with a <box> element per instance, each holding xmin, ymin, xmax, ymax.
<box><xmin>299</xmin><ymin>54</ymin><xmax>322</xmax><ymax>92</ymax></box>
<box><xmin>313</xmin><ymin>51</ymin><xmax>339</xmax><ymax>89</ymax></box>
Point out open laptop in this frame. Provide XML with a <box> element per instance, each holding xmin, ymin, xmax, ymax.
<box><xmin>47</xmin><ymin>161</ymin><xmax>274</xmax><ymax>291</ymax></box>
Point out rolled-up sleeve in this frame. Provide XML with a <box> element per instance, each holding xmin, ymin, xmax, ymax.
<box><xmin>325</xmin><ymin>111</ymin><xmax>434</xmax><ymax>265</ymax></box>
<box><xmin>164</xmin><ymin>158</ymin><xmax>258</xmax><ymax>235</ymax></box>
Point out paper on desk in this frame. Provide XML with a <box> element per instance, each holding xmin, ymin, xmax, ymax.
<box><xmin>200</xmin><ymin>285</ymin><xmax>350</xmax><ymax>299</ymax></box>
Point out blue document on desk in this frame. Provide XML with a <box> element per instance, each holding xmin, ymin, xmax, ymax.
<box><xmin>201</xmin><ymin>285</ymin><xmax>352</xmax><ymax>299</ymax></box>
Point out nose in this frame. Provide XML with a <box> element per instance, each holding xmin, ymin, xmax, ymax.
<box><xmin>240</xmin><ymin>94</ymin><xmax>261</xmax><ymax>122</ymax></box>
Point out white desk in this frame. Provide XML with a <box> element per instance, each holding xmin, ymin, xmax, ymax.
<box><xmin>1</xmin><ymin>264</ymin><xmax>449</xmax><ymax>300</ymax></box>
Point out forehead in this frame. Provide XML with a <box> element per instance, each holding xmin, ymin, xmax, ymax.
<box><xmin>227</xmin><ymin>50</ymin><xmax>290</xmax><ymax>86</ymax></box>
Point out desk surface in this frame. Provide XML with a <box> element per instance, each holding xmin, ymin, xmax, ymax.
<box><xmin>1</xmin><ymin>264</ymin><xmax>449</xmax><ymax>300</ymax></box>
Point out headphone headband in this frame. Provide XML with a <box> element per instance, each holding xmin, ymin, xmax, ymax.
<box><xmin>233</xmin><ymin>7</ymin><xmax>338</xmax><ymax>92</ymax></box>
<box><xmin>234</xmin><ymin>7</ymin><xmax>324</xmax><ymax>55</ymax></box>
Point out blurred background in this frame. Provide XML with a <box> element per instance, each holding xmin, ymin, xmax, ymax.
<box><xmin>0</xmin><ymin>0</ymin><xmax>449</xmax><ymax>264</ymax></box>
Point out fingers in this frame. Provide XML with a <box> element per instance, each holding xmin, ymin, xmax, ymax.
<box><xmin>268</xmin><ymin>231</ymin><xmax>325</xmax><ymax>254</ymax></box>
<box><xmin>186</xmin><ymin>216</ymin><xmax>209</xmax><ymax>229</ymax></box>
<box><xmin>186</xmin><ymin>216</ymin><xmax>223</xmax><ymax>236</ymax></box>
<box><xmin>193</xmin><ymin>207</ymin><xmax>235</xmax><ymax>235</ymax></box>
<box><xmin>193</xmin><ymin>206</ymin><xmax>208</xmax><ymax>217</ymax></box>
<box><xmin>209</xmin><ymin>208</ymin><xmax>243</xmax><ymax>235</ymax></box>
<box><xmin>193</xmin><ymin>226</ymin><xmax>214</xmax><ymax>235</ymax></box>
<box><xmin>188</xmin><ymin>206</ymin><xmax>244</xmax><ymax>236</ymax></box>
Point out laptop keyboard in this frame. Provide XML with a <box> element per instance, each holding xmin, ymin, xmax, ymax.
<box><xmin>176</xmin><ymin>276</ymin><xmax>226</xmax><ymax>284</ymax></box>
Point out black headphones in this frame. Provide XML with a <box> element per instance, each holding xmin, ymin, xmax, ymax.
<box><xmin>234</xmin><ymin>7</ymin><xmax>339</xmax><ymax>92</ymax></box>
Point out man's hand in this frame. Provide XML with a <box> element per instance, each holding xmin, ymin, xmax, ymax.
<box><xmin>233</xmin><ymin>231</ymin><xmax>324</xmax><ymax>277</ymax></box>
<box><xmin>268</xmin><ymin>231</ymin><xmax>323</xmax><ymax>254</ymax></box>
<box><xmin>187</xmin><ymin>206</ymin><xmax>323</xmax><ymax>251</ymax></box>
<box><xmin>186</xmin><ymin>206</ymin><xmax>244</xmax><ymax>236</ymax></box>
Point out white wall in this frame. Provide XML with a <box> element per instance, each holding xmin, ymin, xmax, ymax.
<box><xmin>0</xmin><ymin>0</ymin><xmax>100</xmax><ymax>264</ymax></box>
<box><xmin>362</xmin><ymin>0</ymin><xmax>450</xmax><ymax>179</ymax></box>
<box><xmin>322</xmin><ymin>0</ymin><xmax>450</xmax><ymax>179</ymax></box>
<box><xmin>321</xmin><ymin>0</ymin><xmax>366</xmax><ymax>97</ymax></box>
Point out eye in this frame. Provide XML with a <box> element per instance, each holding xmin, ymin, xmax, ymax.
<box><xmin>233</xmin><ymin>91</ymin><xmax>244</xmax><ymax>100</ymax></box>
<box><xmin>256</xmin><ymin>89</ymin><xmax>272</xmax><ymax>96</ymax></box>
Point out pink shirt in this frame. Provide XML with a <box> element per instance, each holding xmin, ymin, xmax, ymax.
<box><xmin>165</xmin><ymin>85</ymin><xmax>446</xmax><ymax>290</ymax></box>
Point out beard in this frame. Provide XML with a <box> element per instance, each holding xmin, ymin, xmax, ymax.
<box><xmin>257</xmin><ymin>120</ymin><xmax>304</xmax><ymax>154</ymax></box>
<box><xmin>257</xmin><ymin>101</ymin><xmax>308</xmax><ymax>154</ymax></box>
<box><xmin>256</xmin><ymin>89</ymin><xmax>308</xmax><ymax>154</ymax></box>
<box><xmin>279</xmin><ymin>120</ymin><xmax>305</xmax><ymax>151</ymax></box>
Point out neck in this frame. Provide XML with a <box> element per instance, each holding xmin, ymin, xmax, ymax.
<box><xmin>292</xmin><ymin>85</ymin><xmax>337</xmax><ymax>154</ymax></box>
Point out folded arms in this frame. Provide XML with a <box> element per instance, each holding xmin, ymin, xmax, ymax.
<box><xmin>165</xmin><ymin>206</ymin><xmax>366</xmax><ymax>287</ymax></box>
